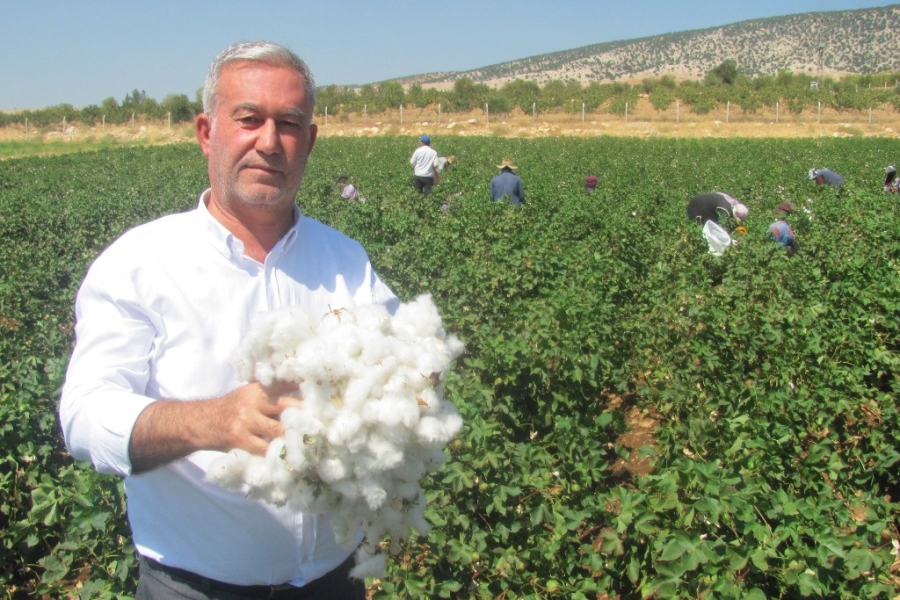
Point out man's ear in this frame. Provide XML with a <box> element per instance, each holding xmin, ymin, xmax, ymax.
<box><xmin>196</xmin><ymin>113</ymin><xmax>212</xmax><ymax>158</ymax></box>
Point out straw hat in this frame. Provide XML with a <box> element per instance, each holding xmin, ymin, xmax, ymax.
<box><xmin>497</xmin><ymin>158</ymin><xmax>518</xmax><ymax>169</ymax></box>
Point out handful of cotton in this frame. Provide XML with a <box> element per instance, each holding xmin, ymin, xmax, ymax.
<box><xmin>206</xmin><ymin>294</ymin><xmax>464</xmax><ymax>578</ymax></box>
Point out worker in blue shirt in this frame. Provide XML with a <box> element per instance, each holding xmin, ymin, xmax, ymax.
<box><xmin>490</xmin><ymin>158</ymin><xmax>526</xmax><ymax>206</ymax></box>
<box><xmin>808</xmin><ymin>167</ymin><xmax>844</xmax><ymax>187</ymax></box>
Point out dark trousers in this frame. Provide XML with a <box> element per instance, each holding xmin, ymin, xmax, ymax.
<box><xmin>413</xmin><ymin>175</ymin><xmax>434</xmax><ymax>196</ymax></box>
<box><xmin>136</xmin><ymin>554</ymin><xmax>365</xmax><ymax>600</ymax></box>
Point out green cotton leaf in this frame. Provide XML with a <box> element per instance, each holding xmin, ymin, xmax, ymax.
<box><xmin>728</xmin><ymin>548</ymin><xmax>749</xmax><ymax>571</ymax></box>
<box><xmin>600</xmin><ymin>529</ymin><xmax>624</xmax><ymax>557</ymax></box>
<box><xmin>798</xmin><ymin>570</ymin><xmax>824</xmax><ymax>597</ymax></box>
<box><xmin>845</xmin><ymin>547</ymin><xmax>874</xmax><ymax>574</ymax></box>
<box><xmin>37</xmin><ymin>553</ymin><xmax>70</xmax><ymax>584</ymax></box>
<box><xmin>627</xmin><ymin>555</ymin><xmax>641</xmax><ymax>584</ymax></box>
<box><xmin>744</xmin><ymin>588</ymin><xmax>768</xmax><ymax>600</ymax></box>
<box><xmin>750</xmin><ymin>549</ymin><xmax>769</xmax><ymax>571</ymax></box>
<box><xmin>634</xmin><ymin>513</ymin><xmax>658</xmax><ymax>534</ymax></box>
<box><xmin>659</xmin><ymin>538</ymin><xmax>687</xmax><ymax>561</ymax></box>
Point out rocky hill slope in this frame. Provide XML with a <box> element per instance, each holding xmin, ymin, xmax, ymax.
<box><xmin>399</xmin><ymin>4</ymin><xmax>900</xmax><ymax>87</ymax></box>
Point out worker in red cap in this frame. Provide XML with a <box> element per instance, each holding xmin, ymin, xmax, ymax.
<box><xmin>585</xmin><ymin>174</ymin><xmax>599</xmax><ymax>195</ymax></box>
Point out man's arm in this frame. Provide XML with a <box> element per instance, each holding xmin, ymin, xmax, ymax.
<box><xmin>128</xmin><ymin>382</ymin><xmax>300</xmax><ymax>474</ymax></box>
<box><xmin>60</xmin><ymin>249</ymin><xmax>300</xmax><ymax>477</ymax></box>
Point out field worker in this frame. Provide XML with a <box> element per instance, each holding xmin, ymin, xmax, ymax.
<box><xmin>410</xmin><ymin>134</ymin><xmax>438</xmax><ymax>195</ymax></box>
<box><xmin>775</xmin><ymin>201</ymin><xmax>795</xmax><ymax>216</ymax></box>
<box><xmin>808</xmin><ymin>167</ymin><xmax>844</xmax><ymax>187</ymax></box>
<box><xmin>769</xmin><ymin>220</ymin><xmax>800</xmax><ymax>256</ymax></box>
<box><xmin>59</xmin><ymin>41</ymin><xmax>398</xmax><ymax>600</ymax></box>
<box><xmin>585</xmin><ymin>174</ymin><xmax>599</xmax><ymax>195</ymax></box>
<box><xmin>490</xmin><ymin>158</ymin><xmax>526</xmax><ymax>206</ymax></box>
<box><xmin>686</xmin><ymin>192</ymin><xmax>747</xmax><ymax>225</ymax></box>
<box><xmin>433</xmin><ymin>154</ymin><xmax>455</xmax><ymax>173</ymax></box>
<box><xmin>884</xmin><ymin>165</ymin><xmax>898</xmax><ymax>193</ymax></box>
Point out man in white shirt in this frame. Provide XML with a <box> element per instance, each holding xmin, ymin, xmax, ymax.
<box><xmin>59</xmin><ymin>41</ymin><xmax>397</xmax><ymax>600</ymax></box>
<box><xmin>409</xmin><ymin>135</ymin><xmax>438</xmax><ymax>196</ymax></box>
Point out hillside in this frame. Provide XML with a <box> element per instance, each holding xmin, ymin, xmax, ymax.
<box><xmin>397</xmin><ymin>4</ymin><xmax>900</xmax><ymax>88</ymax></box>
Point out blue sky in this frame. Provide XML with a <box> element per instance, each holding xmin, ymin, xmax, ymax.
<box><xmin>0</xmin><ymin>0</ymin><xmax>892</xmax><ymax>110</ymax></box>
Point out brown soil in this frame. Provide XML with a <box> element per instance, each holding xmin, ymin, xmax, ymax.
<box><xmin>2</xmin><ymin>97</ymin><xmax>897</xmax><ymax>148</ymax></box>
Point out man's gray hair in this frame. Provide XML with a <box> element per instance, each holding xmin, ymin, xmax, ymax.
<box><xmin>202</xmin><ymin>41</ymin><xmax>317</xmax><ymax>116</ymax></box>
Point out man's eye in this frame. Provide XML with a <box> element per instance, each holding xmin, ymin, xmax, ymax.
<box><xmin>281</xmin><ymin>120</ymin><xmax>302</xmax><ymax>129</ymax></box>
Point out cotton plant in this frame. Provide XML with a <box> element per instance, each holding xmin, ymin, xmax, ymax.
<box><xmin>206</xmin><ymin>294</ymin><xmax>464</xmax><ymax>578</ymax></box>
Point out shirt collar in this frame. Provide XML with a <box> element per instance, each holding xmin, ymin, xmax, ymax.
<box><xmin>197</xmin><ymin>189</ymin><xmax>302</xmax><ymax>261</ymax></box>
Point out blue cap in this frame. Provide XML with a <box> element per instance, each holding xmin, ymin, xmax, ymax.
<box><xmin>420</xmin><ymin>135</ymin><xmax>431</xmax><ymax>144</ymax></box>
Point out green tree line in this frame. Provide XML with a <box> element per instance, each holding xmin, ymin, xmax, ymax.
<box><xmin>2</xmin><ymin>65</ymin><xmax>899</xmax><ymax>129</ymax></box>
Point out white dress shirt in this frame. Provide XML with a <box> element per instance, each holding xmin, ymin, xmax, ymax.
<box><xmin>60</xmin><ymin>191</ymin><xmax>398</xmax><ymax>586</ymax></box>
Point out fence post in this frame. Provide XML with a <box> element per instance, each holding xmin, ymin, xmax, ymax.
<box><xmin>582</xmin><ymin>102</ymin><xmax>585</xmax><ymax>122</ymax></box>
<box><xmin>168</xmin><ymin>112</ymin><xmax>172</xmax><ymax>128</ymax></box>
<box><xmin>325</xmin><ymin>106</ymin><xmax>328</xmax><ymax>125</ymax></box>
<box><xmin>25</xmin><ymin>118</ymin><xmax>28</xmax><ymax>135</ymax></box>
<box><xmin>726</xmin><ymin>101</ymin><xmax>730</xmax><ymax>123</ymax></box>
<box><xmin>532</xmin><ymin>102</ymin><xmax>536</xmax><ymax>122</ymax></box>
<box><xmin>62</xmin><ymin>116</ymin><xmax>66</xmax><ymax>131</ymax></box>
<box><xmin>132</xmin><ymin>112</ymin><xmax>135</xmax><ymax>128</ymax></box>
<box><xmin>363</xmin><ymin>104</ymin><xmax>367</xmax><ymax>118</ymax></box>
<box><xmin>399</xmin><ymin>104</ymin><xmax>403</xmax><ymax>125</ymax></box>
<box><xmin>438</xmin><ymin>103</ymin><xmax>441</xmax><ymax>124</ymax></box>
<box><xmin>676</xmin><ymin>100</ymin><xmax>680</xmax><ymax>123</ymax></box>
<box><xmin>776</xmin><ymin>102</ymin><xmax>779</xmax><ymax>124</ymax></box>
<box><xmin>625</xmin><ymin>102</ymin><xmax>628</xmax><ymax>122</ymax></box>
<box><xmin>102</xmin><ymin>114</ymin><xmax>105</xmax><ymax>130</ymax></box>
<box><xmin>869</xmin><ymin>107</ymin><xmax>872</xmax><ymax>124</ymax></box>
<box><xmin>817</xmin><ymin>102</ymin><xmax>821</xmax><ymax>123</ymax></box>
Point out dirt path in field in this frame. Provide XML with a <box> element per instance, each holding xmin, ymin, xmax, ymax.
<box><xmin>2</xmin><ymin>98</ymin><xmax>897</xmax><ymax>150</ymax></box>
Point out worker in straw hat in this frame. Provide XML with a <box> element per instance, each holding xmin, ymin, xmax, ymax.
<box><xmin>490</xmin><ymin>158</ymin><xmax>526</xmax><ymax>206</ymax></box>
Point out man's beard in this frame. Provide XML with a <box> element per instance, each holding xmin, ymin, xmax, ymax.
<box><xmin>215</xmin><ymin>162</ymin><xmax>303</xmax><ymax>209</ymax></box>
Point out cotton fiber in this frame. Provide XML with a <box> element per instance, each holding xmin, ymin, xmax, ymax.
<box><xmin>207</xmin><ymin>294</ymin><xmax>464</xmax><ymax>578</ymax></box>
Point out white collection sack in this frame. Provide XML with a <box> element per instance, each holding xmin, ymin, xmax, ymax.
<box><xmin>702</xmin><ymin>220</ymin><xmax>732</xmax><ymax>256</ymax></box>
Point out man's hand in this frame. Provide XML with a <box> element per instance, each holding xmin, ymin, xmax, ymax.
<box><xmin>128</xmin><ymin>381</ymin><xmax>302</xmax><ymax>474</ymax></box>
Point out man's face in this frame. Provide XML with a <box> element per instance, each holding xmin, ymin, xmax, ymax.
<box><xmin>197</xmin><ymin>61</ymin><xmax>317</xmax><ymax>215</ymax></box>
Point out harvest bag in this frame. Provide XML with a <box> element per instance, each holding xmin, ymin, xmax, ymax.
<box><xmin>702</xmin><ymin>220</ymin><xmax>732</xmax><ymax>256</ymax></box>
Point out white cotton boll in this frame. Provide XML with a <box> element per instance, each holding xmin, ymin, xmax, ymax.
<box><xmin>318</xmin><ymin>455</ymin><xmax>350</xmax><ymax>483</ymax></box>
<box><xmin>369</xmin><ymin>393</ymin><xmax>420</xmax><ymax>432</ymax></box>
<box><xmin>415</xmin><ymin>352</ymin><xmax>446</xmax><ymax>381</ymax></box>
<box><xmin>416</xmin><ymin>413</ymin><xmax>462</xmax><ymax>446</ymax></box>
<box><xmin>206</xmin><ymin>449</ymin><xmax>252</xmax><ymax>489</ymax></box>
<box><xmin>390</xmin><ymin>456</ymin><xmax>428</xmax><ymax>484</ymax></box>
<box><xmin>415</xmin><ymin>416</ymin><xmax>446</xmax><ymax>444</ymax></box>
<box><xmin>342</xmin><ymin>371</ymin><xmax>379</xmax><ymax>409</ymax></box>
<box><xmin>252</xmin><ymin>361</ymin><xmax>276</xmax><ymax>387</ymax></box>
<box><xmin>360</xmin><ymin>480</ymin><xmax>388</xmax><ymax>511</ymax></box>
<box><xmin>350</xmin><ymin>549</ymin><xmax>387</xmax><ymax>580</ymax></box>
<box><xmin>226</xmin><ymin>294</ymin><xmax>464</xmax><ymax>576</ymax></box>
<box><xmin>330</xmin><ymin>513</ymin><xmax>361</xmax><ymax>548</ymax></box>
<box><xmin>445</xmin><ymin>335</ymin><xmax>465</xmax><ymax>359</ymax></box>
<box><xmin>366</xmin><ymin>432</ymin><xmax>405</xmax><ymax>471</ymax></box>
<box><xmin>415</xmin><ymin>388</ymin><xmax>437</xmax><ymax>411</ymax></box>
<box><xmin>354</xmin><ymin>303</ymin><xmax>390</xmax><ymax>331</ymax></box>
<box><xmin>242</xmin><ymin>455</ymin><xmax>274</xmax><ymax>489</ymax></box>
<box><xmin>392</xmin><ymin>295</ymin><xmax>444</xmax><ymax>340</ymax></box>
<box><xmin>280</xmin><ymin>407</ymin><xmax>324</xmax><ymax>436</ymax></box>
<box><xmin>326</xmin><ymin>411</ymin><xmax>364</xmax><ymax>449</ymax></box>
<box><xmin>268</xmin><ymin>310</ymin><xmax>314</xmax><ymax>349</ymax></box>
<box><xmin>423</xmin><ymin>448</ymin><xmax>449</xmax><ymax>472</ymax></box>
